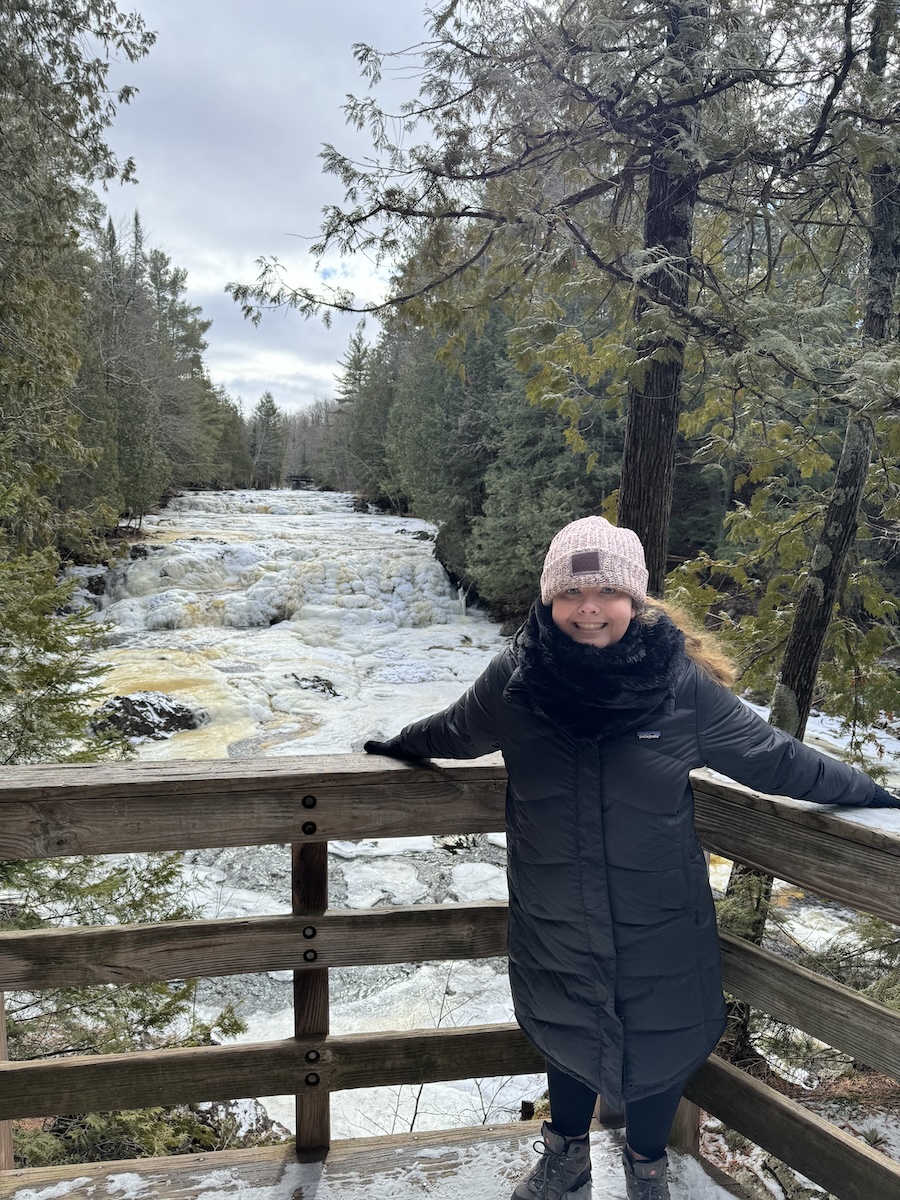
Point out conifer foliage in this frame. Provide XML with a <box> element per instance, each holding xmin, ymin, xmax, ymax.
<box><xmin>0</xmin><ymin>1</ymin><xmax>259</xmax><ymax>1166</ymax></box>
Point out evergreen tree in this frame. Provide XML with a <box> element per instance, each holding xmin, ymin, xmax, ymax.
<box><xmin>467</xmin><ymin>376</ymin><xmax>620</xmax><ymax>620</ymax></box>
<box><xmin>211</xmin><ymin>390</ymin><xmax>254</xmax><ymax>488</ymax></box>
<box><xmin>146</xmin><ymin>246</ymin><xmax>218</xmax><ymax>486</ymax></box>
<box><xmin>335</xmin><ymin>322</ymin><xmax>370</xmax><ymax>405</ymax></box>
<box><xmin>248</xmin><ymin>392</ymin><xmax>286</xmax><ymax>488</ymax></box>
<box><xmin>344</xmin><ymin>332</ymin><xmax>404</xmax><ymax>507</ymax></box>
<box><xmin>384</xmin><ymin>321</ymin><xmax>497</xmax><ymax>569</ymax></box>
<box><xmin>232</xmin><ymin>2</ymin><xmax>900</xmax><ymax>596</ymax></box>
<box><xmin>0</xmin><ymin>5</ymin><xmax>259</xmax><ymax>1166</ymax></box>
<box><xmin>88</xmin><ymin>216</ymin><xmax>171</xmax><ymax>523</ymax></box>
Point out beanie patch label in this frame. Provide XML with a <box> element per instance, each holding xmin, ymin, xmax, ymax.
<box><xmin>570</xmin><ymin>551</ymin><xmax>600</xmax><ymax>574</ymax></box>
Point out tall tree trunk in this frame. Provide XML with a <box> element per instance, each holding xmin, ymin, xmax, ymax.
<box><xmin>618</xmin><ymin>3</ymin><xmax>707</xmax><ymax>595</ymax></box>
<box><xmin>768</xmin><ymin>414</ymin><xmax>877</xmax><ymax>737</ymax></box>
<box><xmin>722</xmin><ymin>0</ymin><xmax>899</xmax><ymax>1069</ymax></box>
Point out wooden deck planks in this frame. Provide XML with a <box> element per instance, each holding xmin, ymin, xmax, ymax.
<box><xmin>0</xmin><ymin>1122</ymin><xmax>544</xmax><ymax>1199</ymax></box>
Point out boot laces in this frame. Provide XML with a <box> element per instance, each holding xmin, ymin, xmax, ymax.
<box><xmin>526</xmin><ymin>1139</ymin><xmax>566</xmax><ymax>1194</ymax></box>
<box><xmin>629</xmin><ymin>1170</ymin><xmax>668</xmax><ymax>1200</ymax></box>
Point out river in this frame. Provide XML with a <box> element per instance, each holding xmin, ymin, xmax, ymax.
<box><xmin>77</xmin><ymin>488</ymin><xmax>538</xmax><ymax>1138</ymax></box>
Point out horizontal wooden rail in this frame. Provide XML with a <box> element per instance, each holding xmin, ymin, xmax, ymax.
<box><xmin>0</xmin><ymin>1024</ymin><xmax>543</xmax><ymax>1120</ymax></box>
<box><xmin>0</xmin><ymin>755</ymin><xmax>506</xmax><ymax>857</ymax></box>
<box><xmin>3</xmin><ymin>754</ymin><xmax>900</xmax><ymax>1197</ymax></box>
<box><xmin>686</xmin><ymin>1054</ymin><xmax>900</xmax><ymax>1200</ymax></box>
<box><xmin>693</xmin><ymin>773</ymin><xmax>900</xmax><ymax>925</ymax></box>
<box><xmin>720</xmin><ymin>931</ymin><xmax>900</xmax><ymax>1083</ymax></box>
<box><xmin>0</xmin><ymin>903</ymin><xmax>508</xmax><ymax>990</ymax></box>
<box><xmin>5</xmin><ymin>912</ymin><xmax>900</xmax><ymax>1087</ymax></box>
<box><xmin>3</xmin><ymin>759</ymin><xmax>898</xmax><ymax>924</ymax></box>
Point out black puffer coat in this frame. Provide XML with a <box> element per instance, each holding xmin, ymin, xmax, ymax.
<box><xmin>388</xmin><ymin>607</ymin><xmax>876</xmax><ymax>1108</ymax></box>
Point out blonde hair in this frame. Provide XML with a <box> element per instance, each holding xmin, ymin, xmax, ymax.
<box><xmin>640</xmin><ymin>598</ymin><xmax>736</xmax><ymax>688</ymax></box>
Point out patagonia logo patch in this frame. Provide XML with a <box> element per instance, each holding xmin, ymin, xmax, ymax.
<box><xmin>637</xmin><ymin>731</ymin><xmax>661</xmax><ymax>740</ymax></box>
<box><xmin>570</xmin><ymin>550</ymin><xmax>600</xmax><ymax>573</ymax></box>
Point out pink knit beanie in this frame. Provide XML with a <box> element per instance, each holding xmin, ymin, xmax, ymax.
<box><xmin>540</xmin><ymin>516</ymin><xmax>648</xmax><ymax>605</ymax></box>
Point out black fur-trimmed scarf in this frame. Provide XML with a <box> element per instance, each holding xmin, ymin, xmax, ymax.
<box><xmin>512</xmin><ymin>600</ymin><xmax>686</xmax><ymax>739</ymax></box>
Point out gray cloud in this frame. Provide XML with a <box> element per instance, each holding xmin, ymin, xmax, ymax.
<box><xmin>102</xmin><ymin>0</ymin><xmax>430</xmax><ymax>411</ymax></box>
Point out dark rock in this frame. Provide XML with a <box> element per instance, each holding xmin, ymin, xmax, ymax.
<box><xmin>84</xmin><ymin>570</ymin><xmax>108</xmax><ymax>597</ymax></box>
<box><xmin>291</xmin><ymin>673</ymin><xmax>338</xmax><ymax>697</ymax></box>
<box><xmin>190</xmin><ymin>1098</ymin><xmax>291</xmax><ymax>1148</ymax></box>
<box><xmin>91</xmin><ymin>692</ymin><xmax>208</xmax><ymax>740</ymax></box>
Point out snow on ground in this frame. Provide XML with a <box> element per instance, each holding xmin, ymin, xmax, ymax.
<box><xmin>2</xmin><ymin>1134</ymin><xmax>741</xmax><ymax>1199</ymax></box>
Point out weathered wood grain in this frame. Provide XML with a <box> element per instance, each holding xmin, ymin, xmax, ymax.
<box><xmin>685</xmin><ymin>1054</ymin><xmax>900</xmax><ymax>1200</ymax></box>
<box><xmin>292</xmin><ymin>838</ymin><xmax>329</xmax><ymax>1157</ymax></box>
<box><xmin>7</xmin><ymin>919</ymin><xmax>895</xmax><ymax>1090</ymax></box>
<box><xmin>3</xmin><ymin>758</ymin><xmax>898</xmax><ymax>901</ymax></box>
<box><xmin>0</xmin><ymin>1121</ymin><xmax>544</xmax><ymax>1199</ymax></box>
<box><xmin>693</xmin><ymin>774</ymin><xmax>900</xmax><ymax>925</ymax></box>
<box><xmin>3</xmin><ymin>755</ymin><xmax>900</xmax><ymax>1199</ymax></box>
<box><xmin>0</xmin><ymin>1024</ymin><xmax>544</xmax><ymax>1120</ymax></box>
<box><xmin>0</xmin><ymin>755</ymin><xmax>506</xmax><ymax>857</ymax></box>
<box><xmin>0</xmin><ymin>903</ymin><xmax>509</xmax><ymax>989</ymax></box>
<box><xmin>694</xmin><ymin>770</ymin><xmax>900</xmax><ymax>855</ymax></box>
<box><xmin>0</xmin><ymin>754</ymin><xmax>507</xmax><ymax>797</ymax></box>
<box><xmin>720</xmin><ymin>932</ymin><xmax>900</xmax><ymax>1082</ymax></box>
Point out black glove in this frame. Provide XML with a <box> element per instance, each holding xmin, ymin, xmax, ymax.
<box><xmin>363</xmin><ymin>737</ymin><xmax>422</xmax><ymax>763</ymax></box>
<box><xmin>865</xmin><ymin>784</ymin><xmax>900</xmax><ymax>808</ymax></box>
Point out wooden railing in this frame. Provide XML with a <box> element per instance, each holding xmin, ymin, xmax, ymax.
<box><xmin>1</xmin><ymin>755</ymin><xmax>899</xmax><ymax>1200</ymax></box>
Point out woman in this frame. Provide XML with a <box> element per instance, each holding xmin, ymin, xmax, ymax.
<box><xmin>365</xmin><ymin>516</ymin><xmax>898</xmax><ymax>1200</ymax></box>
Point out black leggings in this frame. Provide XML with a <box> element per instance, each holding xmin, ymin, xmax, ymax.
<box><xmin>546</xmin><ymin>1062</ymin><xmax>684</xmax><ymax>1161</ymax></box>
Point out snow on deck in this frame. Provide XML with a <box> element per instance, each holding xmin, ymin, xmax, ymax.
<box><xmin>0</xmin><ymin>1122</ymin><xmax>744</xmax><ymax>1200</ymax></box>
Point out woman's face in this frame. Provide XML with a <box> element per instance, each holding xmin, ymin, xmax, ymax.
<box><xmin>550</xmin><ymin>585</ymin><xmax>636</xmax><ymax>648</ymax></box>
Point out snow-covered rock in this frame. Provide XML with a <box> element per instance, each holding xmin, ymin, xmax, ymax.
<box><xmin>91</xmin><ymin>691</ymin><xmax>208</xmax><ymax>740</ymax></box>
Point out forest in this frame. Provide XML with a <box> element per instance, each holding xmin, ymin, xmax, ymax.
<box><xmin>0</xmin><ymin>0</ymin><xmax>306</xmax><ymax>1165</ymax></box>
<box><xmin>268</xmin><ymin>0</ymin><xmax>900</xmax><ymax>767</ymax></box>
<box><xmin>1</xmin><ymin>0</ymin><xmax>900</xmax><ymax>1175</ymax></box>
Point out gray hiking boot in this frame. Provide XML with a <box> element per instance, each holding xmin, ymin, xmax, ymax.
<box><xmin>511</xmin><ymin>1122</ymin><xmax>591</xmax><ymax>1199</ymax></box>
<box><xmin>622</xmin><ymin>1149</ymin><xmax>670</xmax><ymax>1200</ymax></box>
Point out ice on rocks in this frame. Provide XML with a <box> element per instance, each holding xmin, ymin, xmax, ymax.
<box><xmin>450</xmin><ymin>862</ymin><xmax>508</xmax><ymax>902</ymax></box>
<box><xmin>99</xmin><ymin>517</ymin><xmax>470</xmax><ymax>633</ymax></box>
<box><xmin>330</xmin><ymin>837</ymin><xmax>436</xmax><ymax>859</ymax></box>
<box><xmin>91</xmin><ymin>490</ymin><xmax>506</xmax><ymax>762</ymax></box>
<box><xmin>183</xmin><ymin>862</ymin><xmax>290</xmax><ymax>920</ymax></box>
<box><xmin>343</xmin><ymin>860</ymin><xmax>429</xmax><ymax>908</ymax></box>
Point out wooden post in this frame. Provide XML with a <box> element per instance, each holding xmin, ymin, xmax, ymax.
<box><xmin>292</xmin><ymin>801</ymin><xmax>330</xmax><ymax>1162</ymax></box>
<box><xmin>594</xmin><ymin>1095</ymin><xmax>624</xmax><ymax>1127</ymax></box>
<box><xmin>0</xmin><ymin>993</ymin><xmax>13</xmax><ymax>1169</ymax></box>
<box><xmin>669</xmin><ymin>1097</ymin><xmax>701</xmax><ymax>1156</ymax></box>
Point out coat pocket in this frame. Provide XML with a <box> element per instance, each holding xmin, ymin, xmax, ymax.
<box><xmin>606</xmin><ymin>865</ymin><xmax>687</xmax><ymax>924</ymax></box>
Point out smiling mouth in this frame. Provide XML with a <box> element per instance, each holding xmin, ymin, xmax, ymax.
<box><xmin>575</xmin><ymin>622</ymin><xmax>607</xmax><ymax>631</ymax></box>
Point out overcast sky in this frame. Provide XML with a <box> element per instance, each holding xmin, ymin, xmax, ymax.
<box><xmin>102</xmin><ymin>1</ymin><xmax>432</xmax><ymax>413</ymax></box>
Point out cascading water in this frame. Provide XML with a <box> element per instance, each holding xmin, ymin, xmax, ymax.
<box><xmin>81</xmin><ymin>489</ymin><xmax>539</xmax><ymax>1138</ymax></box>
<box><xmin>86</xmin><ymin>490</ymin><xmax>508</xmax><ymax>761</ymax></box>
